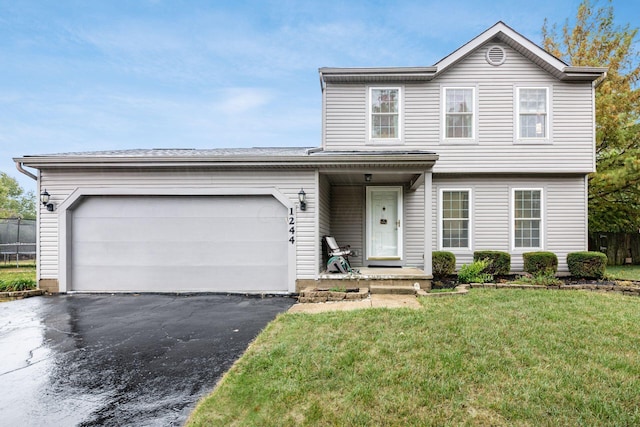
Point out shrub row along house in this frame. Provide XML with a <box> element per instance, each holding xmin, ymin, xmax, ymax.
<box><xmin>14</xmin><ymin>22</ymin><xmax>606</xmax><ymax>294</ymax></box>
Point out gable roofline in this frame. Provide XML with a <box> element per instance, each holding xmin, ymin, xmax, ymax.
<box><xmin>435</xmin><ymin>21</ymin><xmax>607</xmax><ymax>81</ymax></box>
<box><xmin>434</xmin><ymin>21</ymin><xmax>562</xmax><ymax>74</ymax></box>
<box><xmin>319</xmin><ymin>21</ymin><xmax>607</xmax><ymax>84</ymax></box>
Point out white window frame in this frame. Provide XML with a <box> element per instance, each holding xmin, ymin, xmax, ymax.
<box><xmin>442</xmin><ymin>86</ymin><xmax>477</xmax><ymax>143</ymax></box>
<box><xmin>515</xmin><ymin>86</ymin><xmax>551</xmax><ymax>143</ymax></box>
<box><xmin>511</xmin><ymin>188</ymin><xmax>544</xmax><ymax>251</ymax></box>
<box><xmin>368</xmin><ymin>86</ymin><xmax>403</xmax><ymax>144</ymax></box>
<box><xmin>438</xmin><ymin>188</ymin><xmax>473</xmax><ymax>251</ymax></box>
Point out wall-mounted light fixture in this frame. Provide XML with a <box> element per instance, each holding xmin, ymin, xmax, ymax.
<box><xmin>40</xmin><ymin>189</ymin><xmax>55</xmax><ymax>212</ymax></box>
<box><xmin>298</xmin><ymin>188</ymin><xmax>307</xmax><ymax>211</ymax></box>
<box><xmin>364</xmin><ymin>174</ymin><xmax>372</xmax><ymax>182</ymax></box>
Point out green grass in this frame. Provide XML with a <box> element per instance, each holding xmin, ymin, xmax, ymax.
<box><xmin>187</xmin><ymin>290</ymin><xmax>640</xmax><ymax>426</ymax></box>
<box><xmin>606</xmin><ymin>265</ymin><xmax>640</xmax><ymax>281</ymax></box>
<box><xmin>0</xmin><ymin>265</ymin><xmax>36</xmax><ymax>291</ymax></box>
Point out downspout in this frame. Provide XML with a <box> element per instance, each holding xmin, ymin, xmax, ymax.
<box><xmin>319</xmin><ymin>70</ymin><xmax>326</xmax><ymax>150</ymax></box>
<box><xmin>15</xmin><ymin>161</ymin><xmax>37</xmax><ymax>181</ymax></box>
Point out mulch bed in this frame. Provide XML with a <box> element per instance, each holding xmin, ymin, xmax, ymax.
<box><xmin>432</xmin><ymin>275</ymin><xmax>640</xmax><ymax>289</ymax></box>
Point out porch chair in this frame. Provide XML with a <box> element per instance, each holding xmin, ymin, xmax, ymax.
<box><xmin>324</xmin><ymin>236</ymin><xmax>353</xmax><ymax>261</ymax></box>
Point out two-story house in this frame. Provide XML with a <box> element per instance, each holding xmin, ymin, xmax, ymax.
<box><xmin>15</xmin><ymin>22</ymin><xmax>606</xmax><ymax>294</ymax></box>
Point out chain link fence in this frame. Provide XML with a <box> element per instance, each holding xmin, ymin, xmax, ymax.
<box><xmin>0</xmin><ymin>218</ymin><xmax>36</xmax><ymax>266</ymax></box>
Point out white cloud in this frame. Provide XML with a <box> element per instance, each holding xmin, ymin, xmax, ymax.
<box><xmin>215</xmin><ymin>88</ymin><xmax>273</xmax><ymax>114</ymax></box>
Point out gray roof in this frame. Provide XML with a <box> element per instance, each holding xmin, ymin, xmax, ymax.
<box><xmin>15</xmin><ymin>146</ymin><xmax>438</xmax><ymax>170</ymax></box>
<box><xmin>22</xmin><ymin>147</ymin><xmax>314</xmax><ymax>158</ymax></box>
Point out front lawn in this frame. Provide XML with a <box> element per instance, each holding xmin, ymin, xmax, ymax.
<box><xmin>606</xmin><ymin>264</ymin><xmax>640</xmax><ymax>281</ymax></box>
<box><xmin>187</xmin><ymin>289</ymin><xmax>640</xmax><ymax>426</ymax></box>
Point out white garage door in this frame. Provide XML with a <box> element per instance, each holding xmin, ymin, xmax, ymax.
<box><xmin>70</xmin><ymin>195</ymin><xmax>289</xmax><ymax>293</ymax></box>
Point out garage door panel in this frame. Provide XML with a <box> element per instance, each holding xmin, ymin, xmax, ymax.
<box><xmin>72</xmin><ymin>265</ymin><xmax>288</xmax><ymax>292</ymax></box>
<box><xmin>71</xmin><ymin>195</ymin><xmax>290</xmax><ymax>292</ymax></box>
<box><xmin>74</xmin><ymin>217</ymin><xmax>287</xmax><ymax>242</ymax></box>
<box><xmin>75</xmin><ymin>196</ymin><xmax>285</xmax><ymax>218</ymax></box>
<box><xmin>73</xmin><ymin>241</ymin><xmax>288</xmax><ymax>267</ymax></box>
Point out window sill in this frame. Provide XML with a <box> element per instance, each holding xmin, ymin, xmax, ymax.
<box><xmin>440</xmin><ymin>248</ymin><xmax>473</xmax><ymax>253</ymax></box>
<box><xmin>367</xmin><ymin>139</ymin><xmax>405</xmax><ymax>146</ymax></box>
<box><xmin>440</xmin><ymin>139</ymin><xmax>478</xmax><ymax>145</ymax></box>
<box><xmin>512</xmin><ymin>248</ymin><xmax>544</xmax><ymax>253</ymax></box>
<box><xmin>514</xmin><ymin>139</ymin><xmax>552</xmax><ymax>145</ymax></box>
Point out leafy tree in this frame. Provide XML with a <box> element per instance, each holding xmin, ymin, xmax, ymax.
<box><xmin>542</xmin><ymin>0</ymin><xmax>640</xmax><ymax>232</ymax></box>
<box><xmin>0</xmin><ymin>172</ymin><xmax>36</xmax><ymax>219</ymax></box>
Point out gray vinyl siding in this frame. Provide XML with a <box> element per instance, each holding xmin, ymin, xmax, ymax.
<box><xmin>318</xmin><ymin>174</ymin><xmax>331</xmax><ymax>270</ymax></box>
<box><xmin>433</xmin><ymin>174</ymin><xmax>587</xmax><ymax>272</ymax></box>
<box><xmin>404</xmin><ymin>184</ymin><xmax>426</xmax><ymax>267</ymax></box>
<box><xmin>330</xmin><ymin>186</ymin><xmax>364</xmax><ymax>267</ymax></box>
<box><xmin>324</xmin><ymin>85</ymin><xmax>366</xmax><ymax>149</ymax></box>
<box><xmin>38</xmin><ymin>168</ymin><xmax>317</xmax><ymax>281</ymax></box>
<box><xmin>323</xmin><ymin>42</ymin><xmax>595</xmax><ymax>173</ymax></box>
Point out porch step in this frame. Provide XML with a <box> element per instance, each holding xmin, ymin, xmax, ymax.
<box><xmin>306</xmin><ymin>267</ymin><xmax>432</xmax><ymax>295</ymax></box>
<box><xmin>369</xmin><ymin>284</ymin><xmax>417</xmax><ymax>295</ymax></box>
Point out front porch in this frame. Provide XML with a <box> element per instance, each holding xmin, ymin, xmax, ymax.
<box><xmin>314</xmin><ymin>267</ymin><xmax>432</xmax><ymax>294</ymax></box>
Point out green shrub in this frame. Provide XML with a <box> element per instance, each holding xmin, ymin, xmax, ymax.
<box><xmin>432</xmin><ymin>251</ymin><xmax>456</xmax><ymax>278</ymax></box>
<box><xmin>523</xmin><ymin>252</ymin><xmax>558</xmax><ymax>275</ymax></box>
<box><xmin>519</xmin><ymin>272</ymin><xmax>563</xmax><ymax>286</ymax></box>
<box><xmin>473</xmin><ymin>251</ymin><xmax>510</xmax><ymax>275</ymax></box>
<box><xmin>0</xmin><ymin>277</ymin><xmax>36</xmax><ymax>292</ymax></box>
<box><xmin>458</xmin><ymin>260</ymin><xmax>493</xmax><ymax>284</ymax></box>
<box><xmin>567</xmin><ymin>251</ymin><xmax>607</xmax><ymax>279</ymax></box>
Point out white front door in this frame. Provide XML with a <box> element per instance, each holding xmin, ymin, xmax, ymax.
<box><xmin>366</xmin><ymin>186</ymin><xmax>403</xmax><ymax>260</ymax></box>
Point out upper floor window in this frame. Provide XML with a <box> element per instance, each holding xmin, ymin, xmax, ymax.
<box><xmin>517</xmin><ymin>88</ymin><xmax>548</xmax><ymax>139</ymax></box>
<box><xmin>370</xmin><ymin>87</ymin><xmax>400</xmax><ymax>140</ymax></box>
<box><xmin>440</xmin><ymin>189</ymin><xmax>471</xmax><ymax>250</ymax></box>
<box><xmin>513</xmin><ymin>189</ymin><xmax>542</xmax><ymax>249</ymax></box>
<box><xmin>444</xmin><ymin>87</ymin><xmax>475</xmax><ymax>139</ymax></box>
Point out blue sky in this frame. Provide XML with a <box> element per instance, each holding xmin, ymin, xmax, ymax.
<box><xmin>1</xmin><ymin>0</ymin><xmax>638</xmax><ymax>191</ymax></box>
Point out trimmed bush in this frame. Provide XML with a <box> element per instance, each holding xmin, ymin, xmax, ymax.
<box><xmin>458</xmin><ymin>260</ymin><xmax>493</xmax><ymax>284</ymax></box>
<box><xmin>432</xmin><ymin>251</ymin><xmax>456</xmax><ymax>278</ymax></box>
<box><xmin>567</xmin><ymin>251</ymin><xmax>607</xmax><ymax>279</ymax></box>
<box><xmin>523</xmin><ymin>251</ymin><xmax>558</xmax><ymax>275</ymax></box>
<box><xmin>473</xmin><ymin>251</ymin><xmax>510</xmax><ymax>275</ymax></box>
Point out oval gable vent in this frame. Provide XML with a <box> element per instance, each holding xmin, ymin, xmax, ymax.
<box><xmin>486</xmin><ymin>45</ymin><xmax>506</xmax><ymax>66</ymax></box>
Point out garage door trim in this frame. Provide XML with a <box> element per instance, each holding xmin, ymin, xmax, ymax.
<box><xmin>58</xmin><ymin>187</ymin><xmax>296</xmax><ymax>293</ymax></box>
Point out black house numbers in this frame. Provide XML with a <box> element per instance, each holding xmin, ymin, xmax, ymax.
<box><xmin>289</xmin><ymin>208</ymin><xmax>295</xmax><ymax>244</ymax></box>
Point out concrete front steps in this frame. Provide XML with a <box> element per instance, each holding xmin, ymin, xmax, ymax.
<box><xmin>369</xmin><ymin>283</ymin><xmax>419</xmax><ymax>295</ymax></box>
<box><xmin>300</xmin><ymin>267</ymin><xmax>432</xmax><ymax>300</ymax></box>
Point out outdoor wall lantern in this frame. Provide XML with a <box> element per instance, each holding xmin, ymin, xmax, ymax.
<box><xmin>298</xmin><ymin>188</ymin><xmax>307</xmax><ymax>211</ymax></box>
<box><xmin>40</xmin><ymin>189</ymin><xmax>55</xmax><ymax>212</ymax></box>
<box><xmin>364</xmin><ymin>174</ymin><xmax>372</xmax><ymax>182</ymax></box>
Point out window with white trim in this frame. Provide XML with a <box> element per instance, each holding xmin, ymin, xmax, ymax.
<box><xmin>441</xmin><ymin>190</ymin><xmax>470</xmax><ymax>249</ymax></box>
<box><xmin>370</xmin><ymin>87</ymin><xmax>400</xmax><ymax>139</ymax></box>
<box><xmin>444</xmin><ymin>88</ymin><xmax>474</xmax><ymax>139</ymax></box>
<box><xmin>517</xmin><ymin>88</ymin><xmax>548</xmax><ymax>139</ymax></box>
<box><xmin>513</xmin><ymin>189</ymin><xmax>542</xmax><ymax>249</ymax></box>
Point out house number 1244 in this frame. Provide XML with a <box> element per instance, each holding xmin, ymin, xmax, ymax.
<box><xmin>288</xmin><ymin>208</ymin><xmax>295</xmax><ymax>244</ymax></box>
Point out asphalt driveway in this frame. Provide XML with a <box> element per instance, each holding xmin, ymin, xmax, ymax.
<box><xmin>0</xmin><ymin>294</ymin><xmax>295</xmax><ymax>426</ymax></box>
